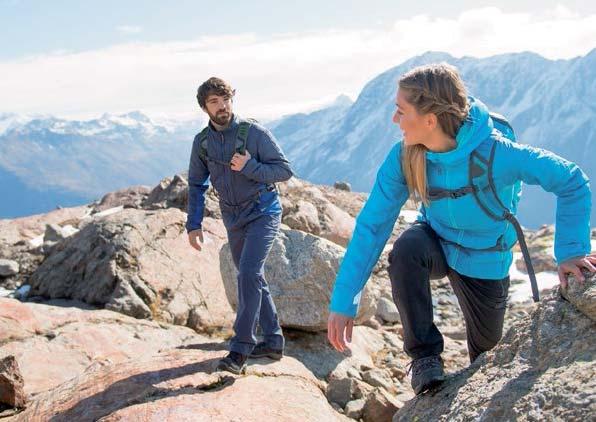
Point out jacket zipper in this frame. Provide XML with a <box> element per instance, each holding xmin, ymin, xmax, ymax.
<box><xmin>445</xmin><ymin>167</ymin><xmax>458</xmax><ymax>228</ymax></box>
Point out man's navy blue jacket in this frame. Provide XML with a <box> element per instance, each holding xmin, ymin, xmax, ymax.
<box><xmin>186</xmin><ymin>114</ymin><xmax>293</xmax><ymax>232</ymax></box>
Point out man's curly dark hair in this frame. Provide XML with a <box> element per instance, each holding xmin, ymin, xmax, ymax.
<box><xmin>196</xmin><ymin>77</ymin><xmax>235</xmax><ymax>108</ymax></box>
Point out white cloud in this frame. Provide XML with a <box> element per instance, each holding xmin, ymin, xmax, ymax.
<box><xmin>1</xmin><ymin>6</ymin><xmax>595</xmax><ymax>121</ymax></box>
<box><xmin>116</xmin><ymin>25</ymin><xmax>143</xmax><ymax>34</ymax></box>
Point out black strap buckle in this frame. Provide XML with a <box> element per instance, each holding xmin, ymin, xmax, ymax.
<box><xmin>449</xmin><ymin>190</ymin><xmax>465</xmax><ymax>199</ymax></box>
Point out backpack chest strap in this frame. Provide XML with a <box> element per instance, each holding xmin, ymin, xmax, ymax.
<box><xmin>428</xmin><ymin>186</ymin><xmax>475</xmax><ymax>201</ymax></box>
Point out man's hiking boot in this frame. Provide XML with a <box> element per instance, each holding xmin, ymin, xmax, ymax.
<box><xmin>217</xmin><ymin>351</ymin><xmax>248</xmax><ymax>375</ymax></box>
<box><xmin>249</xmin><ymin>342</ymin><xmax>284</xmax><ymax>360</ymax></box>
<box><xmin>408</xmin><ymin>355</ymin><xmax>445</xmax><ymax>395</ymax></box>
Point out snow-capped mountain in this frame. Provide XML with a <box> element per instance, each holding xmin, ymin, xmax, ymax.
<box><xmin>270</xmin><ymin>50</ymin><xmax>596</xmax><ymax>228</ymax></box>
<box><xmin>0</xmin><ymin>112</ymin><xmax>37</xmax><ymax>136</ymax></box>
<box><xmin>0</xmin><ymin>112</ymin><xmax>203</xmax><ymax>217</ymax></box>
<box><xmin>2</xmin><ymin>50</ymin><xmax>594</xmax><ymax>227</ymax></box>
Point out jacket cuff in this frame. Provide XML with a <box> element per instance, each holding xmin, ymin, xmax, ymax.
<box><xmin>328</xmin><ymin>298</ymin><xmax>358</xmax><ymax>319</ymax></box>
<box><xmin>186</xmin><ymin>223</ymin><xmax>202</xmax><ymax>233</ymax></box>
<box><xmin>555</xmin><ymin>249</ymin><xmax>591</xmax><ymax>265</ymax></box>
<box><xmin>240</xmin><ymin>158</ymin><xmax>259</xmax><ymax>176</ymax></box>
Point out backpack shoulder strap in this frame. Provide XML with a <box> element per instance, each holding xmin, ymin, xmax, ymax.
<box><xmin>469</xmin><ymin>137</ymin><xmax>509</xmax><ymax>220</ymax></box>
<box><xmin>469</xmin><ymin>136</ymin><xmax>540</xmax><ymax>302</ymax></box>
<box><xmin>236</xmin><ymin>119</ymin><xmax>257</xmax><ymax>155</ymax></box>
<box><xmin>198</xmin><ymin>127</ymin><xmax>209</xmax><ymax>163</ymax></box>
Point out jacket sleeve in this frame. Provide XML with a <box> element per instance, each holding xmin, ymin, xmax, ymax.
<box><xmin>498</xmin><ymin>141</ymin><xmax>592</xmax><ymax>263</ymax></box>
<box><xmin>240</xmin><ymin>126</ymin><xmax>293</xmax><ymax>183</ymax></box>
<box><xmin>329</xmin><ymin>143</ymin><xmax>409</xmax><ymax>318</ymax></box>
<box><xmin>186</xmin><ymin>134</ymin><xmax>210</xmax><ymax>232</ymax></box>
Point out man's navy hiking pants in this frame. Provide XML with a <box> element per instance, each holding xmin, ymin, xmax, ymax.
<box><xmin>224</xmin><ymin>206</ymin><xmax>284</xmax><ymax>356</ymax></box>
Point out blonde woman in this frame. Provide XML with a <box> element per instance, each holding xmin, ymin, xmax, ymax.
<box><xmin>327</xmin><ymin>63</ymin><xmax>595</xmax><ymax>395</ymax></box>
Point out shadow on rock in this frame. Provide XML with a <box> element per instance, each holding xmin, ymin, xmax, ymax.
<box><xmin>176</xmin><ymin>342</ymin><xmax>229</xmax><ymax>352</ymax></box>
<box><xmin>284</xmin><ymin>329</ymin><xmax>345</xmax><ymax>379</ymax></box>
<box><xmin>48</xmin><ymin>358</ymin><xmax>233</xmax><ymax>422</ymax></box>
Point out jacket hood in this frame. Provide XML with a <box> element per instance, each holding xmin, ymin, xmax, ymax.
<box><xmin>426</xmin><ymin>96</ymin><xmax>493</xmax><ymax>165</ymax></box>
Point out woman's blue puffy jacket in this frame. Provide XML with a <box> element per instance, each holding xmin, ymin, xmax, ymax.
<box><xmin>330</xmin><ymin>97</ymin><xmax>591</xmax><ymax>318</ymax></box>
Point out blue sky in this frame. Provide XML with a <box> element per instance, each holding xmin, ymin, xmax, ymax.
<box><xmin>1</xmin><ymin>1</ymin><xmax>595</xmax><ymax>120</ymax></box>
<box><xmin>2</xmin><ymin>0</ymin><xmax>594</xmax><ymax>60</ymax></box>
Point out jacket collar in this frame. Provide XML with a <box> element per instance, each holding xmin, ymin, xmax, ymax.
<box><xmin>208</xmin><ymin>113</ymin><xmax>240</xmax><ymax>135</ymax></box>
<box><xmin>426</xmin><ymin>96</ymin><xmax>493</xmax><ymax>165</ymax></box>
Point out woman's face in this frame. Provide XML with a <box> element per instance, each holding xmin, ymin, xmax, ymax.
<box><xmin>393</xmin><ymin>89</ymin><xmax>431</xmax><ymax>146</ymax></box>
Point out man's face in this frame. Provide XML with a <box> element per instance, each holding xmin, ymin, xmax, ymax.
<box><xmin>203</xmin><ymin>94</ymin><xmax>233</xmax><ymax>126</ymax></box>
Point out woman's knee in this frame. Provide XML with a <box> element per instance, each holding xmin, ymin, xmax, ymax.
<box><xmin>389</xmin><ymin>226</ymin><xmax>432</xmax><ymax>268</ymax></box>
<box><xmin>474</xmin><ymin>329</ymin><xmax>503</xmax><ymax>356</ymax></box>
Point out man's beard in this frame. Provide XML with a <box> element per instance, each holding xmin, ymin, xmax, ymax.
<box><xmin>210</xmin><ymin>110</ymin><xmax>232</xmax><ymax>127</ymax></box>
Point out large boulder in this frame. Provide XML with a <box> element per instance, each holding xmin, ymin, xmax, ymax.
<box><xmin>29</xmin><ymin>209</ymin><xmax>235</xmax><ymax>332</ymax></box>
<box><xmin>282</xmin><ymin>200</ymin><xmax>321</xmax><ymax>235</ymax></box>
<box><xmin>142</xmin><ymin>173</ymin><xmax>221</xmax><ymax>219</ymax></box>
<box><xmin>279</xmin><ymin>179</ymin><xmax>356</xmax><ymax>247</ymax></box>
<box><xmin>221</xmin><ymin>228</ymin><xmax>379</xmax><ymax>331</ymax></box>
<box><xmin>0</xmin><ymin>206</ymin><xmax>90</xmax><ymax>247</ymax></box>
<box><xmin>143</xmin><ymin>173</ymin><xmax>190</xmax><ymax>210</ymax></box>
<box><xmin>13</xmin><ymin>349</ymin><xmax>350</xmax><ymax>422</ymax></box>
<box><xmin>0</xmin><ymin>206</ymin><xmax>91</xmax><ymax>288</ymax></box>
<box><xmin>0</xmin><ymin>297</ymin><xmax>210</xmax><ymax>398</ymax></box>
<box><xmin>395</xmin><ymin>273</ymin><xmax>596</xmax><ymax>421</ymax></box>
<box><xmin>93</xmin><ymin>185</ymin><xmax>152</xmax><ymax>212</ymax></box>
<box><xmin>308</xmin><ymin>182</ymin><xmax>368</xmax><ymax>219</ymax></box>
<box><xmin>318</xmin><ymin>201</ymin><xmax>357</xmax><ymax>247</ymax></box>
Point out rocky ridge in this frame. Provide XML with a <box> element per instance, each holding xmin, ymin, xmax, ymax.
<box><xmin>0</xmin><ymin>174</ymin><xmax>594</xmax><ymax>421</ymax></box>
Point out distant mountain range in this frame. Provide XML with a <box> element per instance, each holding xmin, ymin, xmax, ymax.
<box><xmin>0</xmin><ymin>112</ymin><xmax>202</xmax><ymax>217</ymax></box>
<box><xmin>269</xmin><ymin>50</ymin><xmax>596</xmax><ymax>228</ymax></box>
<box><xmin>1</xmin><ymin>50</ymin><xmax>595</xmax><ymax>228</ymax></box>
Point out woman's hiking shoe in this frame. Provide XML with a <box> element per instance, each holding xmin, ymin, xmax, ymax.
<box><xmin>217</xmin><ymin>351</ymin><xmax>248</xmax><ymax>375</ymax></box>
<box><xmin>249</xmin><ymin>342</ymin><xmax>284</xmax><ymax>360</ymax></box>
<box><xmin>407</xmin><ymin>355</ymin><xmax>445</xmax><ymax>395</ymax></box>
